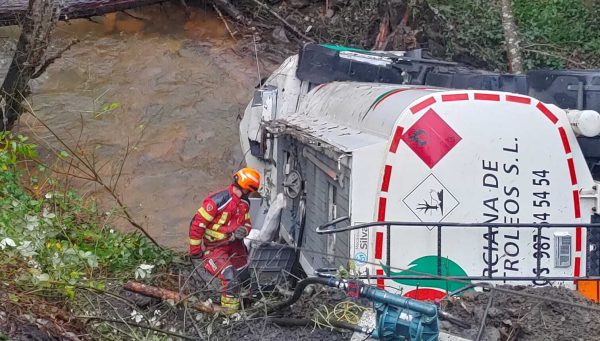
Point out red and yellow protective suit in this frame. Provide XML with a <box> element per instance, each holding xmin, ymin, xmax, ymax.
<box><xmin>189</xmin><ymin>185</ymin><xmax>251</xmax><ymax>309</ymax></box>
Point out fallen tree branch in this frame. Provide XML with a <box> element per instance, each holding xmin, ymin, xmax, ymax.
<box><xmin>211</xmin><ymin>0</ymin><xmax>248</xmax><ymax>23</ymax></box>
<box><xmin>0</xmin><ymin>0</ymin><xmax>170</xmax><ymax>27</ymax></box>
<box><xmin>212</xmin><ymin>2</ymin><xmax>237</xmax><ymax>41</ymax></box>
<box><xmin>123</xmin><ymin>281</ymin><xmax>224</xmax><ymax>314</ymax></box>
<box><xmin>372</xmin><ymin>11</ymin><xmax>390</xmax><ymax>50</ymax></box>
<box><xmin>383</xmin><ymin>5</ymin><xmax>412</xmax><ymax>50</ymax></box>
<box><xmin>121</xmin><ymin>10</ymin><xmax>148</xmax><ymax>21</ymax></box>
<box><xmin>248</xmin><ymin>0</ymin><xmax>315</xmax><ymax>42</ymax></box>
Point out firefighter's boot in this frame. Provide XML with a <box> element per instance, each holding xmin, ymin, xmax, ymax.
<box><xmin>220</xmin><ymin>294</ymin><xmax>240</xmax><ymax>312</ymax></box>
<box><xmin>220</xmin><ymin>266</ymin><xmax>241</xmax><ymax>312</ymax></box>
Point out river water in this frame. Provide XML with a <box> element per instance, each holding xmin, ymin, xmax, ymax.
<box><xmin>1</xmin><ymin>4</ymin><xmax>271</xmax><ymax>249</ymax></box>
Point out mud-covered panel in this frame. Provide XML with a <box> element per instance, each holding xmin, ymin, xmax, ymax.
<box><xmin>276</xmin><ymin>136</ymin><xmax>350</xmax><ymax>271</ymax></box>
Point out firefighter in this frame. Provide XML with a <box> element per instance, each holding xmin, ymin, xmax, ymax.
<box><xmin>188</xmin><ymin>167</ymin><xmax>260</xmax><ymax>311</ymax></box>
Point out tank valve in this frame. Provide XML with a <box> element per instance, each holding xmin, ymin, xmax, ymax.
<box><xmin>566</xmin><ymin>109</ymin><xmax>600</xmax><ymax>137</ymax></box>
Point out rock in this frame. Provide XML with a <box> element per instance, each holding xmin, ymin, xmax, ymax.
<box><xmin>482</xmin><ymin>327</ymin><xmax>501</xmax><ymax>341</ymax></box>
<box><xmin>486</xmin><ymin>307</ymin><xmax>502</xmax><ymax>318</ymax></box>
<box><xmin>19</xmin><ymin>323</ymin><xmax>52</xmax><ymax>341</ymax></box>
<box><xmin>303</xmin><ymin>284</ymin><xmax>316</xmax><ymax>296</ymax></box>
<box><xmin>460</xmin><ymin>290</ymin><xmax>479</xmax><ymax>301</ymax></box>
<box><xmin>124</xmin><ymin>290</ymin><xmax>155</xmax><ymax>308</ymax></box>
<box><xmin>439</xmin><ymin>320</ymin><xmax>453</xmax><ymax>330</ymax></box>
<box><xmin>325</xmin><ymin>8</ymin><xmax>335</xmax><ymax>18</ymax></box>
<box><xmin>272</xmin><ymin>26</ymin><xmax>290</xmax><ymax>43</ymax></box>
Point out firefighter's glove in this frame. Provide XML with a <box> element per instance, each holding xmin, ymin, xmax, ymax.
<box><xmin>234</xmin><ymin>227</ymin><xmax>248</xmax><ymax>240</ymax></box>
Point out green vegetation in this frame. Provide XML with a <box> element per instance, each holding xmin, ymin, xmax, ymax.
<box><xmin>424</xmin><ymin>0</ymin><xmax>600</xmax><ymax>70</ymax></box>
<box><xmin>513</xmin><ymin>0</ymin><xmax>600</xmax><ymax>69</ymax></box>
<box><xmin>0</xmin><ymin>131</ymin><xmax>175</xmax><ymax>298</ymax></box>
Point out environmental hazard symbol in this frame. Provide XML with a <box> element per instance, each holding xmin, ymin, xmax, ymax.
<box><xmin>402</xmin><ymin>174</ymin><xmax>459</xmax><ymax>229</ymax></box>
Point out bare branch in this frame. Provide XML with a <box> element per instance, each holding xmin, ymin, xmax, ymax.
<box><xmin>248</xmin><ymin>0</ymin><xmax>315</xmax><ymax>42</ymax></box>
<box><xmin>31</xmin><ymin>39</ymin><xmax>80</xmax><ymax>80</ymax></box>
<box><xmin>23</xmin><ymin>101</ymin><xmax>163</xmax><ymax>248</ymax></box>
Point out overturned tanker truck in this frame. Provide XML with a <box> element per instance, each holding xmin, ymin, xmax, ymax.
<box><xmin>240</xmin><ymin>43</ymin><xmax>600</xmax><ymax>302</ymax></box>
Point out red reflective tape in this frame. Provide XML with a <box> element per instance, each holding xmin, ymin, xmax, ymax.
<box><xmin>568</xmin><ymin>158</ymin><xmax>578</xmax><ymax>185</ymax></box>
<box><xmin>378</xmin><ymin>197</ymin><xmax>387</xmax><ymax>222</ymax></box>
<box><xmin>389</xmin><ymin>126</ymin><xmax>404</xmax><ymax>153</ymax></box>
<box><xmin>314</xmin><ymin>83</ymin><xmax>328</xmax><ymax>92</ymax></box>
<box><xmin>381</xmin><ymin>165</ymin><xmax>393</xmax><ymax>192</ymax></box>
<box><xmin>376</xmin><ymin>269</ymin><xmax>385</xmax><ymax>289</ymax></box>
<box><xmin>574</xmin><ymin>257</ymin><xmax>581</xmax><ymax>277</ymax></box>
<box><xmin>573</xmin><ymin>190</ymin><xmax>581</xmax><ymax>219</ymax></box>
<box><xmin>410</xmin><ymin>97</ymin><xmax>436</xmax><ymax>114</ymax></box>
<box><xmin>536</xmin><ymin>102</ymin><xmax>559</xmax><ymax>124</ymax></box>
<box><xmin>506</xmin><ymin>95</ymin><xmax>531</xmax><ymax>104</ymax></box>
<box><xmin>474</xmin><ymin>93</ymin><xmax>500</xmax><ymax>101</ymax></box>
<box><xmin>576</xmin><ymin>227</ymin><xmax>582</xmax><ymax>252</ymax></box>
<box><xmin>375</xmin><ymin>232</ymin><xmax>384</xmax><ymax>260</ymax></box>
<box><xmin>441</xmin><ymin>93</ymin><xmax>469</xmax><ymax>102</ymax></box>
<box><xmin>559</xmin><ymin>127</ymin><xmax>571</xmax><ymax>154</ymax></box>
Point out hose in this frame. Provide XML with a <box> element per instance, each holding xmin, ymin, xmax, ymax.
<box><xmin>267</xmin><ymin>277</ymin><xmax>337</xmax><ymax>314</ymax></box>
<box><xmin>268</xmin><ymin>277</ymin><xmax>471</xmax><ymax>332</ymax></box>
<box><xmin>438</xmin><ymin>310</ymin><xmax>471</xmax><ymax>329</ymax></box>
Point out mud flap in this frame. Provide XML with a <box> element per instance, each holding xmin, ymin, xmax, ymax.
<box><xmin>580</xmin><ymin>214</ymin><xmax>600</xmax><ymax>302</ymax></box>
<box><xmin>587</xmin><ymin>214</ymin><xmax>600</xmax><ymax>276</ymax></box>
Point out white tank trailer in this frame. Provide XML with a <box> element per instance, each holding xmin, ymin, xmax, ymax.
<box><xmin>240</xmin><ymin>44</ymin><xmax>600</xmax><ymax>301</ymax></box>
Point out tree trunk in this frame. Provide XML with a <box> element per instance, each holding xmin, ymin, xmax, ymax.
<box><xmin>500</xmin><ymin>0</ymin><xmax>524</xmax><ymax>74</ymax></box>
<box><xmin>1</xmin><ymin>0</ymin><xmax>60</xmax><ymax>131</ymax></box>
<box><xmin>0</xmin><ymin>0</ymin><xmax>169</xmax><ymax>27</ymax></box>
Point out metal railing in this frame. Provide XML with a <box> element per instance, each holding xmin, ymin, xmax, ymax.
<box><xmin>316</xmin><ymin>219</ymin><xmax>600</xmax><ymax>283</ymax></box>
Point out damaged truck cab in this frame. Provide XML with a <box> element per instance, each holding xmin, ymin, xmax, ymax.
<box><xmin>240</xmin><ymin>44</ymin><xmax>600</xmax><ymax>300</ymax></box>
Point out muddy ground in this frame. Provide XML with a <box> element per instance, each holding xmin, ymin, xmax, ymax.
<box><xmin>442</xmin><ymin>285</ymin><xmax>600</xmax><ymax>341</ymax></box>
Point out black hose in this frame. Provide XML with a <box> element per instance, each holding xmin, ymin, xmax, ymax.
<box><xmin>475</xmin><ymin>290</ymin><xmax>495</xmax><ymax>341</ymax></box>
<box><xmin>438</xmin><ymin>310</ymin><xmax>471</xmax><ymax>329</ymax></box>
<box><xmin>267</xmin><ymin>277</ymin><xmax>337</xmax><ymax>314</ymax></box>
<box><xmin>269</xmin><ymin>277</ymin><xmax>472</xmax><ymax>333</ymax></box>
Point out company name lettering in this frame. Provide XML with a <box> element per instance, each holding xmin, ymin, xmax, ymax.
<box><xmin>481</xmin><ymin>139</ymin><xmax>521</xmax><ymax>279</ymax></box>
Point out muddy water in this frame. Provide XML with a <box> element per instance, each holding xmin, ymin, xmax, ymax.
<box><xmin>2</xmin><ymin>5</ymin><xmax>270</xmax><ymax>249</ymax></box>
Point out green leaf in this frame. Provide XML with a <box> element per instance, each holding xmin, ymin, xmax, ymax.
<box><xmin>64</xmin><ymin>286</ymin><xmax>75</xmax><ymax>300</ymax></box>
<box><xmin>8</xmin><ymin>293</ymin><xmax>19</xmax><ymax>303</ymax></box>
